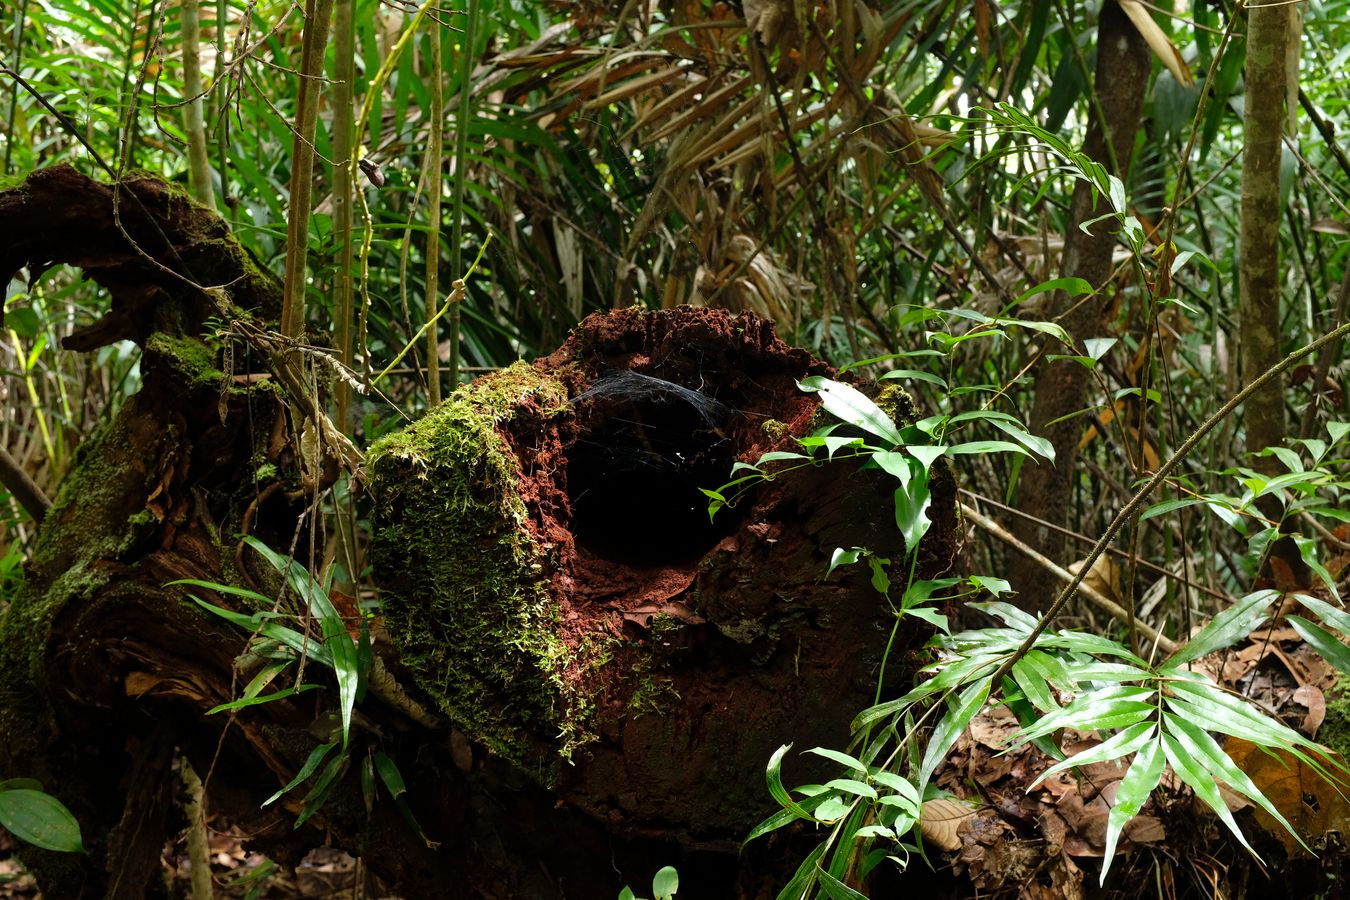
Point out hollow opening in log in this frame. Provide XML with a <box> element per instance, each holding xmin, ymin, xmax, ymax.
<box><xmin>567</xmin><ymin>371</ymin><xmax>743</xmax><ymax>566</ymax></box>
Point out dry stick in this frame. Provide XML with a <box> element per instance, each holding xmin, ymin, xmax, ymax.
<box><xmin>985</xmin><ymin>317</ymin><xmax>1350</xmax><ymax>691</ymax></box>
<box><xmin>0</xmin><ymin>445</ymin><xmax>49</xmax><ymax>523</ymax></box>
<box><xmin>960</xmin><ymin>502</ymin><xmax>1178</xmax><ymax>654</ymax></box>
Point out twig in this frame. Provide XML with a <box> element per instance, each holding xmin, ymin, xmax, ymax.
<box><xmin>960</xmin><ymin>501</ymin><xmax>1178</xmax><ymax>654</ymax></box>
<box><xmin>0</xmin><ymin>445</ymin><xmax>49</xmax><ymax>523</ymax></box>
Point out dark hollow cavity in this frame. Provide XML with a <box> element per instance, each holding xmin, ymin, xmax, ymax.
<box><xmin>567</xmin><ymin>372</ymin><xmax>743</xmax><ymax>566</ymax></box>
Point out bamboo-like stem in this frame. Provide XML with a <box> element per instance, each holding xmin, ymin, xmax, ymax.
<box><xmin>332</xmin><ymin>0</ymin><xmax>355</xmax><ymax>428</ymax></box>
<box><xmin>180</xmin><ymin>0</ymin><xmax>215</xmax><ymax>210</ymax></box>
<box><xmin>425</xmin><ymin>22</ymin><xmax>445</xmax><ymax>405</ymax></box>
<box><xmin>280</xmin><ymin>0</ymin><xmax>336</xmax><ymax>338</ymax></box>
<box><xmin>447</xmin><ymin>0</ymin><xmax>480</xmax><ymax>388</ymax></box>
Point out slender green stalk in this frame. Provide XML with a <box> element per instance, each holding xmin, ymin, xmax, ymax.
<box><xmin>425</xmin><ymin>22</ymin><xmax>445</xmax><ymax>405</ymax></box>
<box><xmin>281</xmin><ymin>0</ymin><xmax>336</xmax><ymax>338</ymax></box>
<box><xmin>332</xmin><ymin>0</ymin><xmax>355</xmax><ymax>428</ymax></box>
<box><xmin>447</xmin><ymin>0</ymin><xmax>480</xmax><ymax>388</ymax></box>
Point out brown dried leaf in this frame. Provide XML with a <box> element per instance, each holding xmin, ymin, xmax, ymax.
<box><xmin>1227</xmin><ymin>737</ymin><xmax>1350</xmax><ymax>855</ymax></box>
<box><xmin>1294</xmin><ymin>684</ymin><xmax>1327</xmax><ymax>737</ymax></box>
<box><xmin>921</xmin><ymin>797</ymin><xmax>976</xmax><ymax>851</ymax></box>
<box><xmin>1118</xmin><ymin>0</ymin><xmax>1194</xmax><ymax>87</ymax></box>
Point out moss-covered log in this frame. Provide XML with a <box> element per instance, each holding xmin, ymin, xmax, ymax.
<box><xmin>369</xmin><ymin>306</ymin><xmax>959</xmax><ymax>844</ymax></box>
<box><xmin>0</xmin><ymin>167</ymin><xmax>957</xmax><ymax>898</ymax></box>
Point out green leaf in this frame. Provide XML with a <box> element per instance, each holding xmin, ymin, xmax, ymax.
<box><xmin>988</xmin><ymin>419</ymin><xmax>1055</xmax><ymax>460</ymax></box>
<box><xmin>907</xmin><ymin>445</ymin><xmax>947</xmax><ymax>472</ymax></box>
<box><xmin>1161</xmin><ymin>733</ymin><xmax>1256</xmax><ymax>856</ymax></box>
<box><xmin>1033</xmin><ymin>722</ymin><xmax>1157</xmax><ymax>788</ymax></box>
<box><xmin>825</xmin><ymin>779</ymin><xmax>878</xmax><ymax>800</ymax></box>
<box><xmin>879</xmin><ymin>369</ymin><xmax>949</xmax><ymax>389</ymax></box>
<box><xmin>827</xmin><ymin>548</ymin><xmax>863</xmax><ymax>578</ymax></box>
<box><xmin>894</xmin><ymin>478</ymin><xmax>933</xmax><ymax>550</ymax></box>
<box><xmin>1294</xmin><ymin>593</ymin><xmax>1350</xmax><ymax>634</ymax></box>
<box><xmin>919</xmin><ymin>677</ymin><xmax>992</xmax><ymax>789</ymax></box>
<box><xmin>1011</xmin><ymin>656</ymin><xmax>1057</xmax><ymax>712</ymax></box>
<box><xmin>817</xmin><ymin>867</ymin><xmax>869</xmax><ymax>900</ymax></box>
<box><xmin>1294</xmin><ymin>535</ymin><xmax>1340</xmax><ymax>601</ymax></box>
<box><xmin>264</xmin><ymin>741</ymin><xmax>336</xmax><ymax>806</ymax></box>
<box><xmin>1288</xmin><ymin>616</ymin><xmax>1350</xmax><ymax>676</ymax></box>
<box><xmin>0</xmin><ymin>789</ymin><xmax>84</xmax><ymax>853</ymax></box>
<box><xmin>1015</xmin><ymin>686</ymin><xmax>1156</xmax><ymax>742</ymax></box>
<box><xmin>1166</xmin><ymin>590</ymin><xmax>1276</xmax><ymax>665</ymax></box>
<box><xmin>1162</xmin><ymin>715</ymin><xmax>1307</xmax><ymax>851</ymax></box>
<box><xmin>798</xmin><ymin>376</ymin><xmax>903</xmax><ymax>446</ymax></box>
<box><xmin>619</xmin><ymin>888</ymin><xmax>638</xmax><ymax>900</ymax></box>
<box><xmin>206</xmin><ymin>683</ymin><xmax>323</xmax><ymax>714</ymax></box>
<box><xmin>652</xmin><ymin>865</ymin><xmax>679</xmax><ymax>900</ymax></box>
<box><xmin>1099</xmin><ymin>738</ymin><xmax>1165</xmax><ymax>884</ymax></box>
<box><xmin>765</xmin><ymin>744</ymin><xmax>817</xmax><ymax>820</ymax></box>
<box><xmin>969</xmin><ymin>575</ymin><xmax>1012</xmax><ymax>597</ymax></box>
<box><xmin>946</xmin><ymin>440</ymin><xmax>1029</xmax><ymax>457</ymax></box>
<box><xmin>807</xmin><ymin>747</ymin><xmax>867</xmax><ymax>774</ymax></box>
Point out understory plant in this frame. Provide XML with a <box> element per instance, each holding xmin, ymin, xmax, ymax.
<box><xmin>170</xmin><ymin>536</ymin><xmax>432</xmax><ymax>844</ymax></box>
<box><xmin>714</xmin><ymin>374</ymin><xmax>1350</xmax><ymax>896</ymax></box>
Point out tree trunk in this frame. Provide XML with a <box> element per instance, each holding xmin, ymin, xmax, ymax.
<box><xmin>0</xmin><ymin>167</ymin><xmax>955</xmax><ymax>897</ymax></box>
<box><xmin>1007</xmin><ymin>1</ymin><xmax>1152</xmax><ymax>609</ymax></box>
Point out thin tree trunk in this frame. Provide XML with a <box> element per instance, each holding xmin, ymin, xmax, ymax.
<box><xmin>180</xmin><ymin>0</ymin><xmax>215</xmax><ymax>210</ymax></box>
<box><xmin>1240</xmin><ymin>1</ymin><xmax>1290</xmax><ymax>463</ymax></box>
<box><xmin>1008</xmin><ymin>2</ymin><xmax>1151</xmax><ymax>610</ymax></box>
<box><xmin>280</xmin><ymin>0</ymin><xmax>336</xmax><ymax>338</ymax></box>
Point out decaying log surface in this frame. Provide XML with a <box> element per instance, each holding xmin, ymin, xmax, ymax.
<box><xmin>0</xmin><ymin>167</ymin><xmax>956</xmax><ymax>898</ymax></box>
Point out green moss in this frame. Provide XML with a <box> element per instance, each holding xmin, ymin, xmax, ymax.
<box><xmin>368</xmin><ymin>362</ymin><xmax>580</xmax><ymax>779</ymax></box>
<box><xmin>144</xmin><ymin>333</ymin><xmax>222</xmax><ymax>388</ymax></box>
<box><xmin>760</xmin><ymin>419</ymin><xmax>790</xmax><ymax>441</ymax></box>
<box><xmin>1320</xmin><ymin>678</ymin><xmax>1350</xmax><ymax>760</ymax></box>
<box><xmin>255</xmin><ymin>462</ymin><xmax>278</xmax><ymax>482</ymax></box>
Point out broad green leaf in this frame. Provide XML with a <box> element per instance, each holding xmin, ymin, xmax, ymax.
<box><xmin>799</xmin><ymin>376</ymin><xmax>903</xmax><ymax>446</ymax></box>
<box><xmin>264</xmin><ymin>741</ymin><xmax>336</xmax><ymax>806</ymax></box>
<box><xmin>907</xmin><ymin>445</ymin><xmax>947</xmax><ymax>472</ymax></box>
<box><xmin>1294</xmin><ymin>535</ymin><xmax>1340</xmax><ymax>601</ymax></box>
<box><xmin>969</xmin><ymin>575</ymin><xmax>1013</xmax><ymax>597</ymax></box>
<box><xmin>827</xmin><ymin>548</ymin><xmax>863</xmax><ymax>578</ymax></box>
<box><xmin>807</xmin><ymin>747</ymin><xmax>867</xmax><ymax>774</ymax></box>
<box><xmin>825</xmin><ymin>779</ymin><xmax>878</xmax><ymax>800</ymax></box>
<box><xmin>1166</xmin><ymin>590</ymin><xmax>1276</xmax><ymax>665</ymax></box>
<box><xmin>919</xmin><ymin>677</ymin><xmax>992</xmax><ymax>789</ymax></box>
<box><xmin>894</xmin><ymin>479</ymin><xmax>933</xmax><ymax>550</ymax></box>
<box><xmin>1163</xmin><ymin>715</ymin><xmax>1307</xmax><ymax>851</ymax></box>
<box><xmin>968</xmin><ymin>600</ymin><xmax>1038</xmax><ymax>631</ymax></box>
<box><xmin>1139</xmin><ymin>497</ymin><xmax>1204</xmax><ymax>522</ymax></box>
<box><xmin>766</xmin><ymin>744</ymin><xmax>816</xmax><ymax>820</ymax></box>
<box><xmin>1100</xmin><ymin>738</ymin><xmax>1165</xmax><ymax>884</ymax></box>
<box><xmin>1288</xmin><ymin>616</ymin><xmax>1350</xmax><ymax>676</ymax></box>
<box><xmin>988</xmin><ymin>419</ymin><xmax>1055</xmax><ymax>460</ymax></box>
<box><xmin>1033</xmin><ymin>722</ymin><xmax>1156</xmax><ymax>788</ymax></box>
<box><xmin>870</xmin><ymin>772</ymin><xmax>920</xmax><ymax>812</ymax></box>
<box><xmin>817</xmin><ymin>867</ymin><xmax>869</xmax><ymax>900</ymax></box>
<box><xmin>904</xmin><ymin>606</ymin><xmax>950</xmax><ymax>632</ymax></box>
<box><xmin>1161</xmin><ymin>733</ymin><xmax>1256</xmax><ymax>855</ymax></box>
<box><xmin>1011</xmin><ymin>656</ymin><xmax>1057</xmax><ymax>712</ymax></box>
<box><xmin>0</xmin><ymin>789</ymin><xmax>84</xmax><ymax>853</ymax></box>
<box><xmin>1294</xmin><ymin>594</ymin><xmax>1350</xmax><ymax>634</ymax></box>
<box><xmin>872</xmin><ymin>449</ymin><xmax>912</xmax><ymax>486</ymax></box>
<box><xmin>947</xmin><ymin>440</ymin><xmax>1029</xmax><ymax>457</ymax></box>
<box><xmin>652</xmin><ymin>865</ymin><xmax>679</xmax><ymax>900</ymax></box>
<box><xmin>879</xmin><ymin>369</ymin><xmax>949</xmax><ymax>389</ymax></box>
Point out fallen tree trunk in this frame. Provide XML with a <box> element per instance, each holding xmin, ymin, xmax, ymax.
<box><xmin>0</xmin><ymin>167</ymin><xmax>956</xmax><ymax>897</ymax></box>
